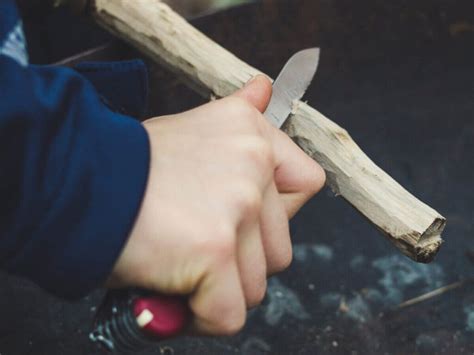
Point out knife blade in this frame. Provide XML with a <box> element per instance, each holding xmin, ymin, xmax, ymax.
<box><xmin>264</xmin><ymin>48</ymin><xmax>320</xmax><ymax>128</ymax></box>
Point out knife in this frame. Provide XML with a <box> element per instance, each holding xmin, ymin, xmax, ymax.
<box><xmin>90</xmin><ymin>48</ymin><xmax>320</xmax><ymax>354</ymax></box>
<box><xmin>265</xmin><ymin>48</ymin><xmax>320</xmax><ymax>128</ymax></box>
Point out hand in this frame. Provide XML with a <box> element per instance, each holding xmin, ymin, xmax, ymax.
<box><xmin>108</xmin><ymin>75</ymin><xmax>326</xmax><ymax>335</ymax></box>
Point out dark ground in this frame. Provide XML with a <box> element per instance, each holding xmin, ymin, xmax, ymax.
<box><xmin>1</xmin><ymin>0</ymin><xmax>473</xmax><ymax>354</ymax></box>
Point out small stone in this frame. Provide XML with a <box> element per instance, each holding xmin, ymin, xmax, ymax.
<box><xmin>160</xmin><ymin>346</ymin><xmax>175</xmax><ymax>355</ymax></box>
<box><xmin>338</xmin><ymin>298</ymin><xmax>349</xmax><ymax>313</ymax></box>
<box><xmin>332</xmin><ymin>341</ymin><xmax>338</xmax><ymax>347</ymax></box>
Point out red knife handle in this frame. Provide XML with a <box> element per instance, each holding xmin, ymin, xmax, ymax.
<box><xmin>90</xmin><ymin>289</ymin><xmax>190</xmax><ymax>353</ymax></box>
<box><xmin>132</xmin><ymin>294</ymin><xmax>189</xmax><ymax>338</ymax></box>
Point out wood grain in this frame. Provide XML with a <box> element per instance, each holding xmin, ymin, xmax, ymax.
<box><xmin>91</xmin><ymin>0</ymin><xmax>446</xmax><ymax>262</ymax></box>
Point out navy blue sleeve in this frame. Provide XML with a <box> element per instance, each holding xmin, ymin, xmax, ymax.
<box><xmin>0</xmin><ymin>54</ymin><xmax>150</xmax><ymax>299</ymax></box>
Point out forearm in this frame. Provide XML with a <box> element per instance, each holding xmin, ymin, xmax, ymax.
<box><xmin>0</xmin><ymin>55</ymin><xmax>150</xmax><ymax>299</ymax></box>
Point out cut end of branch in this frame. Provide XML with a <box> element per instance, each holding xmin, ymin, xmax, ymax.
<box><xmin>414</xmin><ymin>235</ymin><xmax>443</xmax><ymax>263</ymax></box>
<box><xmin>414</xmin><ymin>217</ymin><xmax>446</xmax><ymax>263</ymax></box>
<box><xmin>392</xmin><ymin>217</ymin><xmax>446</xmax><ymax>263</ymax></box>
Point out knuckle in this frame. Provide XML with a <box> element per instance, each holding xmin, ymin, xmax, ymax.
<box><xmin>194</xmin><ymin>223</ymin><xmax>236</xmax><ymax>263</ymax></box>
<box><xmin>227</xmin><ymin>97</ymin><xmax>257</xmax><ymax>120</ymax></box>
<box><xmin>241</xmin><ymin>137</ymin><xmax>274</xmax><ymax>171</ymax></box>
<box><xmin>226</xmin><ymin>97</ymin><xmax>262</xmax><ymax>131</ymax></box>
<box><xmin>233</xmin><ymin>183</ymin><xmax>263</xmax><ymax>215</ymax></box>
<box><xmin>210</xmin><ymin>233</ymin><xmax>236</xmax><ymax>262</ymax></box>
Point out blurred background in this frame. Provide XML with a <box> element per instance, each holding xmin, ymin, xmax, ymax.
<box><xmin>164</xmin><ymin>0</ymin><xmax>253</xmax><ymax>17</ymax></box>
<box><xmin>3</xmin><ymin>1</ymin><xmax>473</xmax><ymax>354</ymax></box>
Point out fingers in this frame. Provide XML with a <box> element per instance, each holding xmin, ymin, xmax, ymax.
<box><xmin>271</xmin><ymin>129</ymin><xmax>326</xmax><ymax>218</ymax></box>
<box><xmin>259</xmin><ymin>182</ymin><xmax>292</xmax><ymax>275</ymax></box>
<box><xmin>237</xmin><ymin>221</ymin><xmax>267</xmax><ymax>308</ymax></box>
<box><xmin>181</xmin><ymin>75</ymin><xmax>321</xmax><ymax>336</ymax></box>
<box><xmin>190</xmin><ymin>260</ymin><xmax>246</xmax><ymax>336</ymax></box>
<box><xmin>231</xmin><ymin>75</ymin><xmax>273</xmax><ymax>113</ymax></box>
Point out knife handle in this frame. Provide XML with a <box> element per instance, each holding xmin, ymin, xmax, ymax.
<box><xmin>90</xmin><ymin>289</ymin><xmax>190</xmax><ymax>353</ymax></box>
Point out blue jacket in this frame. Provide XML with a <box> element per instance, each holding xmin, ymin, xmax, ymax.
<box><xmin>0</xmin><ymin>0</ymin><xmax>150</xmax><ymax>299</ymax></box>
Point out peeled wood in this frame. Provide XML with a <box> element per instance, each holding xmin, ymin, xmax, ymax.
<box><xmin>91</xmin><ymin>0</ymin><xmax>446</xmax><ymax>262</ymax></box>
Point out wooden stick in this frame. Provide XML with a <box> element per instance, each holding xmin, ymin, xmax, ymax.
<box><xmin>90</xmin><ymin>0</ymin><xmax>446</xmax><ymax>262</ymax></box>
<box><xmin>396</xmin><ymin>280</ymin><xmax>470</xmax><ymax>309</ymax></box>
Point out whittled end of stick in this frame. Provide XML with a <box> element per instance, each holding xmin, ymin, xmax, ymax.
<box><xmin>284</xmin><ymin>103</ymin><xmax>446</xmax><ymax>263</ymax></box>
<box><xmin>382</xmin><ymin>218</ymin><xmax>445</xmax><ymax>263</ymax></box>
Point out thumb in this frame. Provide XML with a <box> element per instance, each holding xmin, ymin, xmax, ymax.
<box><xmin>231</xmin><ymin>75</ymin><xmax>273</xmax><ymax>113</ymax></box>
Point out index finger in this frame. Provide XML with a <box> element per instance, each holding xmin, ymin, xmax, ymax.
<box><xmin>270</xmin><ymin>128</ymin><xmax>326</xmax><ymax>217</ymax></box>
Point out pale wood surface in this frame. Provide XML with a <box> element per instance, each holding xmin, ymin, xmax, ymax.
<box><xmin>92</xmin><ymin>0</ymin><xmax>446</xmax><ymax>262</ymax></box>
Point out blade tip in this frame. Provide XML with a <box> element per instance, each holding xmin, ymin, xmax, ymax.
<box><xmin>304</xmin><ymin>47</ymin><xmax>320</xmax><ymax>58</ymax></box>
